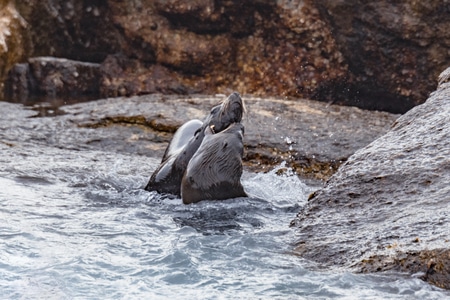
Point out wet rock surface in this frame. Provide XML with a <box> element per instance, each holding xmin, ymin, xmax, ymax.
<box><xmin>2</xmin><ymin>0</ymin><xmax>449</xmax><ymax>113</ymax></box>
<box><xmin>0</xmin><ymin>94</ymin><xmax>397</xmax><ymax>184</ymax></box>
<box><xmin>290</xmin><ymin>68</ymin><xmax>450</xmax><ymax>289</ymax></box>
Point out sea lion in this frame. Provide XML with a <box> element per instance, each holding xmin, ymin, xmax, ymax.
<box><xmin>181</xmin><ymin>123</ymin><xmax>247</xmax><ymax>204</ymax></box>
<box><xmin>145</xmin><ymin>92</ymin><xmax>245</xmax><ymax>196</ymax></box>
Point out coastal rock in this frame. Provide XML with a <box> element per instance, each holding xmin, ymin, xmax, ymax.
<box><xmin>4</xmin><ymin>1</ymin><xmax>449</xmax><ymax>112</ymax></box>
<box><xmin>0</xmin><ymin>91</ymin><xmax>397</xmax><ymax>181</ymax></box>
<box><xmin>0</xmin><ymin>1</ymin><xmax>29</xmax><ymax>89</ymax></box>
<box><xmin>58</xmin><ymin>94</ymin><xmax>397</xmax><ymax>181</ymax></box>
<box><xmin>319</xmin><ymin>0</ymin><xmax>450</xmax><ymax>112</ymax></box>
<box><xmin>13</xmin><ymin>0</ymin><xmax>123</xmax><ymax>62</ymax></box>
<box><xmin>101</xmin><ymin>0</ymin><xmax>349</xmax><ymax>102</ymax></box>
<box><xmin>290</xmin><ymin>67</ymin><xmax>450</xmax><ymax>289</ymax></box>
<box><xmin>99</xmin><ymin>54</ymin><xmax>191</xmax><ymax>97</ymax></box>
<box><xmin>4</xmin><ymin>57</ymin><xmax>100</xmax><ymax>99</ymax></box>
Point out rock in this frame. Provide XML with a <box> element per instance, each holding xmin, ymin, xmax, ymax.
<box><xmin>13</xmin><ymin>0</ymin><xmax>123</xmax><ymax>62</ymax></box>
<box><xmin>99</xmin><ymin>54</ymin><xmax>191</xmax><ymax>97</ymax></box>
<box><xmin>319</xmin><ymin>0</ymin><xmax>450</xmax><ymax>112</ymax></box>
<box><xmin>0</xmin><ymin>93</ymin><xmax>396</xmax><ymax>182</ymax></box>
<box><xmin>3</xmin><ymin>62</ymin><xmax>30</xmax><ymax>100</ymax></box>
<box><xmin>4</xmin><ymin>57</ymin><xmax>101</xmax><ymax>98</ymax></box>
<box><xmin>58</xmin><ymin>94</ymin><xmax>397</xmax><ymax>181</ymax></box>
<box><xmin>107</xmin><ymin>0</ymin><xmax>349</xmax><ymax>104</ymax></box>
<box><xmin>0</xmin><ymin>1</ymin><xmax>29</xmax><ymax>92</ymax></box>
<box><xmin>4</xmin><ymin>1</ymin><xmax>450</xmax><ymax>112</ymax></box>
<box><xmin>290</xmin><ymin>67</ymin><xmax>450</xmax><ymax>289</ymax></box>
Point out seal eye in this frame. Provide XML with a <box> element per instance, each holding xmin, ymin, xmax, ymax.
<box><xmin>222</xmin><ymin>142</ymin><xmax>228</xmax><ymax>149</ymax></box>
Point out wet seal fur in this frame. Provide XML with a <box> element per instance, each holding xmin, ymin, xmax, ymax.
<box><xmin>181</xmin><ymin>123</ymin><xmax>247</xmax><ymax>204</ymax></box>
<box><xmin>145</xmin><ymin>92</ymin><xmax>246</xmax><ymax>201</ymax></box>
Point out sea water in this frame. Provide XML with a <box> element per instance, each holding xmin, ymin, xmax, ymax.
<box><xmin>0</xmin><ymin>145</ymin><xmax>448</xmax><ymax>299</ymax></box>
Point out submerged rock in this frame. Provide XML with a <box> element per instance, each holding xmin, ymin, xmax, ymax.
<box><xmin>290</xmin><ymin>67</ymin><xmax>450</xmax><ymax>289</ymax></box>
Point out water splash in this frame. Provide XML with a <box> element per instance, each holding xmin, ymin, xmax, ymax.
<box><xmin>0</xmin><ymin>152</ymin><xmax>448</xmax><ymax>299</ymax></box>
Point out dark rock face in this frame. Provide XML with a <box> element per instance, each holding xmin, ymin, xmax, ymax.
<box><xmin>4</xmin><ymin>57</ymin><xmax>101</xmax><ymax>100</ymax></box>
<box><xmin>103</xmin><ymin>0</ymin><xmax>347</xmax><ymax>103</ymax></box>
<box><xmin>290</xmin><ymin>67</ymin><xmax>450</xmax><ymax>289</ymax></box>
<box><xmin>99</xmin><ymin>54</ymin><xmax>191</xmax><ymax>97</ymax></box>
<box><xmin>13</xmin><ymin>0</ymin><xmax>123</xmax><ymax>62</ymax></box>
<box><xmin>319</xmin><ymin>0</ymin><xmax>450</xmax><ymax>112</ymax></box>
<box><xmin>2</xmin><ymin>0</ymin><xmax>450</xmax><ymax>113</ymax></box>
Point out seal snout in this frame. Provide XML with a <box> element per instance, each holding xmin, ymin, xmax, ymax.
<box><xmin>219</xmin><ymin>91</ymin><xmax>246</xmax><ymax>125</ymax></box>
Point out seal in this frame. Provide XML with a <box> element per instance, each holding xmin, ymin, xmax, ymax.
<box><xmin>145</xmin><ymin>92</ymin><xmax>245</xmax><ymax>196</ymax></box>
<box><xmin>181</xmin><ymin>123</ymin><xmax>247</xmax><ymax>204</ymax></box>
<box><xmin>145</xmin><ymin>119</ymin><xmax>203</xmax><ymax>194</ymax></box>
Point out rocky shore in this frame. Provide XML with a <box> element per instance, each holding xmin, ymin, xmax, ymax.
<box><xmin>290</xmin><ymin>67</ymin><xmax>450</xmax><ymax>289</ymax></box>
<box><xmin>0</xmin><ymin>92</ymin><xmax>397</xmax><ymax>182</ymax></box>
<box><xmin>2</xmin><ymin>0</ymin><xmax>450</xmax><ymax>113</ymax></box>
<box><xmin>1</xmin><ymin>0</ymin><xmax>450</xmax><ymax>291</ymax></box>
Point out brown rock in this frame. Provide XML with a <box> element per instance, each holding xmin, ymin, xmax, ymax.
<box><xmin>319</xmin><ymin>0</ymin><xmax>450</xmax><ymax>112</ymax></box>
<box><xmin>3</xmin><ymin>0</ymin><xmax>450</xmax><ymax>114</ymax></box>
<box><xmin>105</xmin><ymin>0</ymin><xmax>349</xmax><ymax>102</ymax></box>
<box><xmin>99</xmin><ymin>54</ymin><xmax>191</xmax><ymax>97</ymax></box>
<box><xmin>14</xmin><ymin>0</ymin><xmax>123</xmax><ymax>62</ymax></box>
<box><xmin>0</xmin><ymin>1</ymin><xmax>29</xmax><ymax>92</ymax></box>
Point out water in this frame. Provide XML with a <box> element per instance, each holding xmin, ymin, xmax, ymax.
<box><xmin>0</xmin><ymin>155</ymin><xmax>447</xmax><ymax>299</ymax></box>
<box><xmin>0</xmin><ymin>101</ymin><xmax>448</xmax><ymax>299</ymax></box>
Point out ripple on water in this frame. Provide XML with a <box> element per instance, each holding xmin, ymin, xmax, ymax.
<box><xmin>0</xmin><ymin>160</ymin><xmax>449</xmax><ymax>299</ymax></box>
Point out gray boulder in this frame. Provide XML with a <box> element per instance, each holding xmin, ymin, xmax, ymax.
<box><xmin>291</xmin><ymin>67</ymin><xmax>450</xmax><ymax>289</ymax></box>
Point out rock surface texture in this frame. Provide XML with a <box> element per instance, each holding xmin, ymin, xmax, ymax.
<box><xmin>319</xmin><ymin>1</ymin><xmax>450</xmax><ymax>112</ymax></box>
<box><xmin>0</xmin><ymin>0</ymin><xmax>29</xmax><ymax>89</ymax></box>
<box><xmin>4</xmin><ymin>57</ymin><xmax>101</xmax><ymax>100</ymax></box>
<box><xmin>2</xmin><ymin>0</ymin><xmax>450</xmax><ymax>113</ymax></box>
<box><xmin>0</xmin><ymin>93</ymin><xmax>397</xmax><ymax>182</ymax></box>
<box><xmin>291</xmin><ymin>67</ymin><xmax>450</xmax><ymax>289</ymax></box>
